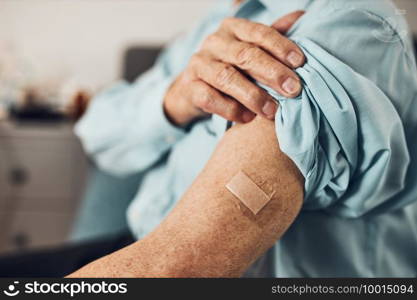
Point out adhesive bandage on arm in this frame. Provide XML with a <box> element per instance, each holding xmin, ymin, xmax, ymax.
<box><xmin>225</xmin><ymin>171</ymin><xmax>274</xmax><ymax>215</ymax></box>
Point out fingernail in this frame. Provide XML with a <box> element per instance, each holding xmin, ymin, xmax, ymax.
<box><xmin>262</xmin><ymin>101</ymin><xmax>277</xmax><ymax>119</ymax></box>
<box><xmin>282</xmin><ymin>77</ymin><xmax>300</xmax><ymax>95</ymax></box>
<box><xmin>242</xmin><ymin>111</ymin><xmax>254</xmax><ymax>123</ymax></box>
<box><xmin>287</xmin><ymin>51</ymin><xmax>303</xmax><ymax>67</ymax></box>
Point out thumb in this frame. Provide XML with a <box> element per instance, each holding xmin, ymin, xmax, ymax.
<box><xmin>271</xmin><ymin>10</ymin><xmax>305</xmax><ymax>34</ymax></box>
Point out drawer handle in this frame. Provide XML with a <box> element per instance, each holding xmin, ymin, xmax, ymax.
<box><xmin>11</xmin><ymin>232</ymin><xmax>30</xmax><ymax>250</ymax></box>
<box><xmin>9</xmin><ymin>167</ymin><xmax>29</xmax><ymax>186</ymax></box>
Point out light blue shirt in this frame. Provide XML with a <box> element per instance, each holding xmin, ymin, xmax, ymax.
<box><xmin>76</xmin><ymin>0</ymin><xmax>417</xmax><ymax>277</ymax></box>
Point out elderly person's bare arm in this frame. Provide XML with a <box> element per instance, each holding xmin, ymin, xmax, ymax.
<box><xmin>68</xmin><ymin>116</ymin><xmax>304</xmax><ymax>277</ymax></box>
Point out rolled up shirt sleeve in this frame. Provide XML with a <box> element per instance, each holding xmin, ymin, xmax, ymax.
<box><xmin>272</xmin><ymin>38</ymin><xmax>410</xmax><ymax>217</ymax></box>
<box><xmin>267</xmin><ymin>7</ymin><xmax>416</xmax><ymax>218</ymax></box>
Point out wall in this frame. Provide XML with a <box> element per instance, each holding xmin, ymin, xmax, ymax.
<box><xmin>0</xmin><ymin>0</ymin><xmax>416</xmax><ymax>92</ymax></box>
<box><xmin>395</xmin><ymin>0</ymin><xmax>417</xmax><ymax>30</ymax></box>
<box><xmin>0</xmin><ymin>0</ymin><xmax>213</xmax><ymax>91</ymax></box>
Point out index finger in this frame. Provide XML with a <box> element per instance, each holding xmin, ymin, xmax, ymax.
<box><xmin>222</xmin><ymin>18</ymin><xmax>305</xmax><ymax>68</ymax></box>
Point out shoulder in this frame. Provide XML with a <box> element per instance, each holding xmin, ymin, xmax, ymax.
<box><xmin>288</xmin><ymin>0</ymin><xmax>415</xmax><ymax>85</ymax></box>
<box><xmin>301</xmin><ymin>0</ymin><xmax>410</xmax><ymax>47</ymax></box>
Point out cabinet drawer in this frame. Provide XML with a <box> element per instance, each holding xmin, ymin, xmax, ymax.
<box><xmin>0</xmin><ymin>196</ymin><xmax>6</xmax><ymax>210</ymax></box>
<box><xmin>0</xmin><ymin>139</ymin><xmax>78</xmax><ymax>201</ymax></box>
<box><xmin>0</xmin><ymin>212</ymin><xmax>73</xmax><ymax>254</ymax></box>
<box><xmin>0</xmin><ymin>163</ymin><xmax>11</xmax><ymax>203</ymax></box>
<box><xmin>0</xmin><ymin>176</ymin><xmax>6</xmax><ymax>209</ymax></box>
<box><xmin>3</xmin><ymin>196</ymin><xmax>78</xmax><ymax>215</ymax></box>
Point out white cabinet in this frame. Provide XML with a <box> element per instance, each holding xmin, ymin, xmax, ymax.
<box><xmin>0</xmin><ymin>212</ymin><xmax>74</xmax><ymax>253</ymax></box>
<box><xmin>0</xmin><ymin>121</ymin><xmax>89</xmax><ymax>254</ymax></box>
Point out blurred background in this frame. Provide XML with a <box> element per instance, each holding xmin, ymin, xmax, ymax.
<box><xmin>0</xmin><ymin>0</ymin><xmax>416</xmax><ymax>256</ymax></box>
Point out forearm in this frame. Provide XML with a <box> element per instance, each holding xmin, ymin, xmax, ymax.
<box><xmin>69</xmin><ymin>117</ymin><xmax>304</xmax><ymax>277</ymax></box>
<box><xmin>75</xmin><ymin>74</ymin><xmax>185</xmax><ymax>176</ymax></box>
